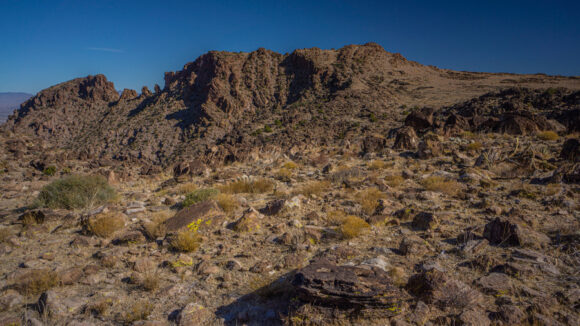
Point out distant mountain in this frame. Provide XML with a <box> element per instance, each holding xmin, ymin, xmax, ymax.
<box><xmin>0</xmin><ymin>92</ymin><xmax>33</xmax><ymax>123</ymax></box>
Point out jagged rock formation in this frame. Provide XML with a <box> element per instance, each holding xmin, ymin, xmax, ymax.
<box><xmin>4</xmin><ymin>43</ymin><xmax>580</xmax><ymax>166</ymax></box>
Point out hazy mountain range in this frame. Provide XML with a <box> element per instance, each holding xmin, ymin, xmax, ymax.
<box><xmin>0</xmin><ymin>92</ymin><xmax>33</xmax><ymax>123</ymax></box>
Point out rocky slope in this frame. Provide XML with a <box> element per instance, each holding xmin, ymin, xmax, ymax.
<box><xmin>4</xmin><ymin>43</ymin><xmax>580</xmax><ymax>166</ymax></box>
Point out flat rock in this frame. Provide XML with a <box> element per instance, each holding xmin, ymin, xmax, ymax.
<box><xmin>292</xmin><ymin>258</ymin><xmax>409</xmax><ymax>311</ymax></box>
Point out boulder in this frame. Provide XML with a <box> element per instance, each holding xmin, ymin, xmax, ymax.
<box><xmin>404</xmin><ymin>107</ymin><xmax>434</xmax><ymax>132</ymax></box>
<box><xmin>173</xmin><ymin>159</ymin><xmax>207</xmax><ymax>179</ymax></box>
<box><xmin>482</xmin><ymin>217</ymin><xmax>550</xmax><ymax>248</ymax></box>
<box><xmin>406</xmin><ymin>269</ymin><xmax>483</xmax><ymax>308</ymax></box>
<box><xmin>164</xmin><ymin>200</ymin><xmax>225</xmax><ymax>234</ymax></box>
<box><xmin>412</xmin><ymin>212</ymin><xmax>438</xmax><ymax>231</ymax></box>
<box><xmin>362</xmin><ymin>134</ymin><xmax>387</xmax><ymax>153</ymax></box>
<box><xmin>259</xmin><ymin>199</ymin><xmax>285</xmax><ymax>216</ymax></box>
<box><xmin>416</xmin><ymin>134</ymin><xmax>442</xmax><ymax>159</ymax></box>
<box><xmin>292</xmin><ymin>258</ymin><xmax>409</xmax><ymax>311</ymax></box>
<box><xmin>232</xmin><ymin>207</ymin><xmax>262</xmax><ymax>232</ymax></box>
<box><xmin>561</xmin><ymin>138</ymin><xmax>579</xmax><ymax>162</ymax></box>
<box><xmin>393</xmin><ymin>127</ymin><xmax>419</xmax><ymax>150</ymax></box>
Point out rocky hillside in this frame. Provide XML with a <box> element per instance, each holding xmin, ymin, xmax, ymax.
<box><xmin>3</xmin><ymin>43</ymin><xmax>580</xmax><ymax>166</ymax></box>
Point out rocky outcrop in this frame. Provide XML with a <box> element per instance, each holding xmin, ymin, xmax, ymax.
<box><xmin>292</xmin><ymin>258</ymin><xmax>409</xmax><ymax>310</ymax></box>
<box><xmin>4</xmin><ymin>47</ymin><xmax>580</xmax><ymax>166</ymax></box>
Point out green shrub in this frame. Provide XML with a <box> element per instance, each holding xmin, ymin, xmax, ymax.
<box><xmin>36</xmin><ymin>175</ymin><xmax>116</xmax><ymax>210</ymax></box>
<box><xmin>42</xmin><ymin>165</ymin><xmax>57</xmax><ymax>176</ymax></box>
<box><xmin>264</xmin><ymin>125</ymin><xmax>273</xmax><ymax>133</ymax></box>
<box><xmin>182</xmin><ymin>188</ymin><xmax>219</xmax><ymax>207</ymax></box>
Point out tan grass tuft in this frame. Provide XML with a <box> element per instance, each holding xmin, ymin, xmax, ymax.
<box><xmin>338</xmin><ymin>215</ymin><xmax>370</xmax><ymax>239</ymax></box>
<box><xmin>170</xmin><ymin>229</ymin><xmax>202</xmax><ymax>252</ymax></box>
<box><xmin>421</xmin><ymin>176</ymin><xmax>461</xmax><ymax>196</ymax></box>
<box><xmin>86</xmin><ymin>212</ymin><xmax>125</xmax><ymax>238</ymax></box>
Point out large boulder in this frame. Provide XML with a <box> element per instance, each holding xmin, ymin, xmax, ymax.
<box><xmin>163</xmin><ymin>200</ymin><xmax>225</xmax><ymax>234</ymax></box>
<box><xmin>404</xmin><ymin>107</ymin><xmax>434</xmax><ymax>132</ymax></box>
<box><xmin>393</xmin><ymin>127</ymin><xmax>419</xmax><ymax>150</ymax></box>
<box><xmin>482</xmin><ymin>217</ymin><xmax>550</xmax><ymax>248</ymax></box>
<box><xmin>292</xmin><ymin>258</ymin><xmax>409</xmax><ymax>311</ymax></box>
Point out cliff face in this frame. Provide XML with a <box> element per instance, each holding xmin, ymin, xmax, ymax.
<box><xmin>4</xmin><ymin>43</ymin><xmax>580</xmax><ymax>165</ymax></box>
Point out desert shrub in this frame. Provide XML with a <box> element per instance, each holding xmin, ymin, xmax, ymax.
<box><xmin>12</xmin><ymin>269</ymin><xmax>60</xmax><ymax>295</ymax></box>
<box><xmin>465</xmin><ymin>142</ymin><xmax>483</xmax><ymax>152</ymax></box>
<box><xmin>42</xmin><ymin>165</ymin><xmax>57</xmax><ymax>176</ymax></box>
<box><xmin>219</xmin><ymin>178</ymin><xmax>274</xmax><ymax>194</ymax></box>
<box><xmin>215</xmin><ymin>193</ymin><xmax>239</xmax><ymax>214</ymax></box>
<box><xmin>368</xmin><ymin>160</ymin><xmax>386</xmax><ymax>170</ymax></box>
<box><xmin>170</xmin><ymin>229</ymin><xmax>202</xmax><ymax>252</ymax></box>
<box><xmin>537</xmin><ymin>131</ymin><xmax>559</xmax><ymax>141</ymax></box>
<box><xmin>293</xmin><ymin>180</ymin><xmax>330</xmax><ymax>197</ymax></box>
<box><xmin>182</xmin><ymin>188</ymin><xmax>219</xmax><ymax>207</ymax></box>
<box><xmin>282</xmin><ymin>161</ymin><xmax>298</xmax><ymax>169</ymax></box>
<box><xmin>123</xmin><ymin>300</ymin><xmax>153</xmax><ymax>324</ymax></box>
<box><xmin>85</xmin><ymin>212</ymin><xmax>125</xmax><ymax>238</ymax></box>
<box><xmin>421</xmin><ymin>176</ymin><xmax>461</xmax><ymax>196</ymax></box>
<box><xmin>355</xmin><ymin>187</ymin><xmax>385</xmax><ymax>215</ymax></box>
<box><xmin>384</xmin><ymin>175</ymin><xmax>404</xmax><ymax>187</ymax></box>
<box><xmin>143</xmin><ymin>210</ymin><xmax>172</xmax><ymax>239</ymax></box>
<box><xmin>338</xmin><ymin>215</ymin><xmax>370</xmax><ymax>239</ymax></box>
<box><xmin>276</xmin><ymin>168</ymin><xmax>293</xmax><ymax>181</ymax></box>
<box><xmin>325</xmin><ymin>210</ymin><xmax>348</xmax><ymax>225</ymax></box>
<box><xmin>36</xmin><ymin>175</ymin><xmax>116</xmax><ymax>210</ymax></box>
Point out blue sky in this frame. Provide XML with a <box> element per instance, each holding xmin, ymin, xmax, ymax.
<box><xmin>1</xmin><ymin>0</ymin><xmax>579</xmax><ymax>93</ymax></box>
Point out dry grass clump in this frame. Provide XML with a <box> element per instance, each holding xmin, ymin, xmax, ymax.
<box><xmin>388</xmin><ymin>267</ymin><xmax>407</xmax><ymax>286</ymax></box>
<box><xmin>143</xmin><ymin>210</ymin><xmax>172</xmax><ymax>239</ymax></box>
<box><xmin>464</xmin><ymin>142</ymin><xmax>483</xmax><ymax>152</ymax></box>
<box><xmin>282</xmin><ymin>161</ymin><xmax>299</xmax><ymax>170</ymax></box>
<box><xmin>141</xmin><ymin>272</ymin><xmax>160</xmax><ymax>292</ymax></box>
<box><xmin>215</xmin><ymin>193</ymin><xmax>239</xmax><ymax>214</ymax></box>
<box><xmin>421</xmin><ymin>176</ymin><xmax>461</xmax><ymax>196</ymax></box>
<box><xmin>175</xmin><ymin>182</ymin><xmax>198</xmax><ymax>194</ymax></box>
<box><xmin>293</xmin><ymin>180</ymin><xmax>330</xmax><ymax>197</ymax></box>
<box><xmin>460</xmin><ymin>131</ymin><xmax>476</xmax><ymax>139</ymax></box>
<box><xmin>182</xmin><ymin>188</ymin><xmax>219</xmax><ymax>207</ymax></box>
<box><xmin>36</xmin><ymin>174</ymin><xmax>116</xmax><ymax>210</ymax></box>
<box><xmin>384</xmin><ymin>175</ymin><xmax>404</xmax><ymax>188</ymax></box>
<box><xmin>12</xmin><ymin>269</ymin><xmax>60</xmax><ymax>295</ymax></box>
<box><xmin>355</xmin><ymin>187</ymin><xmax>385</xmax><ymax>215</ymax></box>
<box><xmin>276</xmin><ymin>167</ymin><xmax>293</xmax><ymax>181</ymax></box>
<box><xmin>325</xmin><ymin>210</ymin><xmax>348</xmax><ymax>225</ymax></box>
<box><xmin>338</xmin><ymin>215</ymin><xmax>370</xmax><ymax>239</ymax></box>
<box><xmin>368</xmin><ymin>160</ymin><xmax>387</xmax><ymax>170</ymax></box>
<box><xmin>85</xmin><ymin>212</ymin><xmax>125</xmax><ymax>238</ymax></box>
<box><xmin>122</xmin><ymin>300</ymin><xmax>153</xmax><ymax>324</ymax></box>
<box><xmin>0</xmin><ymin>227</ymin><xmax>11</xmax><ymax>242</ymax></box>
<box><xmin>170</xmin><ymin>229</ymin><xmax>202</xmax><ymax>252</ymax></box>
<box><xmin>544</xmin><ymin>183</ymin><xmax>562</xmax><ymax>196</ymax></box>
<box><xmin>328</xmin><ymin>166</ymin><xmax>363</xmax><ymax>184</ymax></box>
<box><xmin>219</xmin><ymin>178</ymin><xmax>274</xmax><ymax>194</ymax></box>
<box><xmin>537</xmin><ymin>131</ymin><xmax>559</xmax><ymax>141</ymax></box>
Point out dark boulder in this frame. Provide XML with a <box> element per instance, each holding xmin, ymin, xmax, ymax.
<box><xmin>393</xmin><ymin>127</ymin><xmax>419</xmax><ymax>150</ymax></box>
<box><xmin>362</xmin><ymin>134</ymin><xmax>387</xmax><ymax>153</ymax></box>
<box><xmin>292</xmin><ymin>258</ymin><xmax>409</xmax><ymax>310</ymax></box>
<box><xmin>404</xmin><ymin>107</ymin><xmax>434</xmax><ymax>132</ymax></box>
<box><xmin>561</xmin><ymin>138</ymin><xmax>580</xmax><ymax>162</ymax></box>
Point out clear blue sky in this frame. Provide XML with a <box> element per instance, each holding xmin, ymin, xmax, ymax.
<box><xmin>1</xmin><ymin>0</ymin><xmax>579</xmax><ymax>94</ymax></box>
